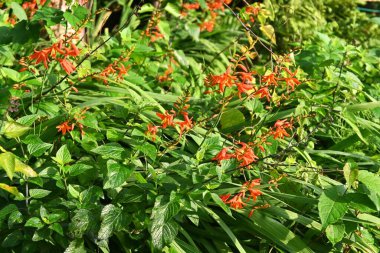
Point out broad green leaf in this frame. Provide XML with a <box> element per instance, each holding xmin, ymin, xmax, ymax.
<box><xmin>185</xmin><ymin>23</ymin><xmax>200</xmax><ymax>41</ymax></box>
<box><xmin>14</xmin><ymin>159</ymin><xmax>37</xmax><ymax>177</ymax></box>
<box><xmin>54</xmin><ymin>145</ymin><xmax>72</xmax><ymax>165</ymax></box>
<box><xmin>69</xmin><ymin>209</ymin><xmax>91</xmax><ymax>238</ymax></box>
<box><xmin>358</xmin><ymin>170</ymin><xmax>380</xmax><ymax>211</ymax></box>
<box><xmin>0</xmin><ymin>183</ymin><xmax>22</xmax><ymax>197</ymax></box>
<box><xmin>27</xmin><ymin>142</ymin><xmax>53</xmax><ymax>157</ymax></box>
<box><xmin>220</xmin><ymin>109</ymin><xmax>245</xmax><ymax>133</ymax></box>
<box><xmin>0</xmin><ymin>121</ymin><xmax>30</xmax><ymax>139</ymax></box>
<box><xmin>326</xmin><ymin>223</ymin><xmax>345</xmax><ymax>245</ymax></box>
<box><xmin>0</xmin><ymin>152</ymin><xmax>16</xmax><ymax>179</ymax></box>
<box><xmin>64</xmin><ymin>239</ymin><xmax>87</xmax><ymax>253</ymax></box>
<box><xmin>91</xmin><ymin>143</ymin><xmax>126</xmax><ymax>160</ymax></box>
<box><xmin>0</xmin><ymin>204</ymin><xmax>18</xmax><ymax>223</ymax></box>
<box><xmin>68</xmin><ymin>163</ymin><xmax>93</xmax><ymax>176</ymax></box>
<box><xmin>136</xmin><ymin>143</ymin><xmax>157</xmax><ymax>161</ymax></box>
<box><xmin>151</xmin><ymin>220</ymin><xmax>179</xmax><ymax>250</ymax></box>
<box><xmin>8</xmin><ymin>210</ymin><xmax>23</xmax><ymax>229</ymax></box>
<box><xmin>25</xmin><ymin>217</ymin><xmax>44</xmax><ymax>229</ymax></box>
<box><xmin>29</xmin><ymin>189</ymin><xmax>51</xmax><ymax>199</ymax></box>
<box><xmin>98</xmin><ymin>204</ymin><xmax>128</xmax><ymax>240</ymax></box>
<box><xmin>1</xmin><ymin>230</ymin><xmax>23</xmax><ymax>248</ymax></box>
<box><xmin>318</xmin><ymin>186</ymin><xmax>348</xmax><ymax>228</ymax></box>
<box><xmin>103</xmin><ymin>160</ymin><xmax>133</xmax><ymax>189</ymax></box>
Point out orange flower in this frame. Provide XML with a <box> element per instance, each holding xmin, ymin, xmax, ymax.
<box><xmin>65</xmin><ymin>43</ymin><xmax>81</xmax><ymax>57</ymax></box>
<box><xmin>56</xmin><ymin>121</ymin><xmax>74</xmax><ymax>135</ymax></box>
<box><xmin>156</xmin><ymin>111</ymin><xmax>176</xmax><ymax>128</ymax></box>
<box><xmin>47</xmin><ymin>41</ymin><xmax>65</xmax><ymax>58</ymax></box>
<box><xmin>29</xmin><ymin>49</ymin><xmax>50</xmax><ymax>69</ymax></box>
<box><xmin>116</xmin><ymin>63</ymin><xmax>130</xmax><ymax>79</ymax></box>
<box><xmin>220</xmin><ymin>194</ymin><xmax>231</xmax><ymax>203</ymax></box>
<box><xmin>205</xmin><ymin>67</ymin><xmax>237</xmax><ymax>93</ymax></box>
<box><xmin>58</xmin><ymin>58</ymin><xmax>76</xmax><ymax>75</ymax></box>
<box><xmin>235</xmin><ymin>142</ymin><xmax>258</xmax><ymax>167</ymax></box>
<box><xmin>146</xmin><ymin>124</ymin><xmax>159</xmax><ymax>141</ymax></box>
<box><xmin>262</xmin><ymin>72</ymin><xmax>278</xmax><ymax>86</ymax></box>
<box><xmin>200</xmin><ymin>20</ymin><xmax>215</xmax><ymax>32</ymax></box>
<box><xmin>271</xmin><ymin>119</ymin><xmax>292</xmax><ymax>139</ymax></box>
<box><xmin>243</xmin><ymin>179</ymin><xmax>262</xmax><ymax>201</ymax></box>
<box><xmin>254</xmin><ymin>87</ymin><xmax>271</xmax><ymax>102</ymax></box>
<box><xmin>183</xmin><ymin>3</ymin><xmax>200</xmax><ymax>10</ymax></box>
<box><xmin>227</xmin><ymin>193</ymin><xmax>246</xmax><ymax>209</ymax></box>
<box><xmin>236</xmin><ymin>82</ymin><xmax>254</xmax><ymax>98</ymax></box>
<box><xmin>281</xmin><ymin>68</ymin><xmax>300</xmax><ymax>90</ymax></box>
<box><xmin>176</xmin><ymin>112</ymin><xmax>193</xmax><ymax>135</ymax></box>
<box><xmin>212</xmin><ymin>147</ymin><xmax>235</xmax><ymax>162</ymax></box>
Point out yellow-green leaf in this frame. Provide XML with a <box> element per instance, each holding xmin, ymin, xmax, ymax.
<box><xmin>260</xmin><ymin>25</ymin><xmax>276</xmax><ymax>44</ymax></box>
<box><xmin>0</xmin><ymin>183</ymin><xmax>22</xmax><ymax>197</ymax></box>
<box><xmin>1</xmin><ymin>121</ymin><xmax>30</xmax><ymax>139</ymax></box>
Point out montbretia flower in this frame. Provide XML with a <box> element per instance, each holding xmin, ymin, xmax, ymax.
<box><xmin>56</xmin><ymin>121</ymin><xmax>74</xmax><ymax>135</ymax></box>
<box><xmin>58</xmin><ymin>58</ymin><xmax>76</xmax><ymax>75</ymax></box>
<box><xmin>156</xmin><ymin>110</ymin><xmax>176</xmax><ymax>129</ymax></box>
<box><xmin>30</xmin><ymin>49</ymin><xmax>50</xmax><ymax>69</ymax></box>
<box><xmin>146</xmin><ymin>124</ymin><xmax>159</xmax><ymax>141</ymax></box>
<box><xmin>212</xmin><ymin>147</ymin><xmax>235</xmax><ymax>162</ymax></box>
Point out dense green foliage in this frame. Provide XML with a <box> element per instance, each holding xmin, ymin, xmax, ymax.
<box><xmin>0</xmin><ymin>0</ymin><xmax>379</xmax><ymax>252</ymax></box>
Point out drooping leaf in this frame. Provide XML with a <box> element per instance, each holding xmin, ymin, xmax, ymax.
<box><xmin>326</xmin><ymin>223</ymin><xmax>345</xmax><ymax>245</ymax></box>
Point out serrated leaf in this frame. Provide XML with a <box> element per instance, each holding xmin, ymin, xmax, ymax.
<box><xmin>136</xmin><ymin>143</ymin><xmax>157</xmax><ymax>161</ymax></box>
<box><xmin>103</xmin><ymin>160</ymin><xmax>133</xmax><ymax>189</ymax></box>
<box><xmin>68</xmin><ymin>163</ymin><xmax>93</xmax><ymax>176</ymax></box>
<box><xmin>49</xmin><ymin>223</ymin><xmax>64</xmax><ymax>236</ymax></box>
<box><xmin>318</xmin><ymin>186</ymin><xmax>348</xmax><ymax>228</ymax></box>
<box><xmin>65</xmin><ymin>239</ymin><xmax>87</xmax><ymax>253</ymax></box>
<box><xmin>54</xmin><ymin>145</ymin><xmax>72</xmax><ymax>165</ymax></box>
<box><xmin>151</xmin><ymin>220</ymin><xmax>179</xmax><ymax>250</ymax></box>
<box><xmin>358</xmin><ymin>170</ymin><xmax>380</xmax><ymax>211</ymax></box>
<box><xmin>1</xmin><ymin>121</ymin><xmax>30</xmax><ymax>139</ymax></box>
<box><xmin>91</xmin><ymin>143</ymin><xmax>125</xmax><ymax>160</ymax></box>
<box><xmin>29</xmin><ymin>189</ymin><xmax>51</xmax><ymax>199</ymax></box>
<box><xmin>98</xmin><ymin>204</ymin><xmax>128</xmax><ymax>240</ymax></box>
<box><xmin>326</xmin><ymin>223</ymin><xmax>345</xmax><ymax>245</ymax></box>
<box><xmin>69</xmin><ymin>209</ymin><xmax>91</xmax><ymax>238</ymax></box>
<box><xmin>27</xmin><ymin>142</ymin><xmax>53</xmax><ymax>157</ymax></box>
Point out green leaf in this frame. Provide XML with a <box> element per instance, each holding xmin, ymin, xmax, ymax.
<box><xmin>25</xmin><ymin>217</ymin><xmax>44</xmax><ymax>229</ymax></box>
<box><xmin>136</xmin><ymin>143</ymin><xmax>157</xmax><ymax>161</ymax></box>
<box><xmin>157</xmin><ymin>21</ymin><xmax>170</xmax><ymax>41</ymax></box>
<box><xmin>0</xmin><ymin>183</ymin><xmax>22</xmax><ymax>197</ymax></box>
<box><xmin>103</xmin><ymin>160</ymin><xmax>133</xmax><ymax>189</ymax></box>
<box><xmin>91</xmin><ymin>143</ymin><xmax>126</xmax><ymax>160</ymax></box>
<box><xmin>326</xmin><ymin>223</ymin><xmax>345</xmax><ymax>245</ymax></box>
<box><xmin>185</xmin><ymin>23</ymin><xmax>200</xmax><ymax>41</ymax></box>
<box><xmin>0</xmin><ymin>204</ymin><xmax>18</xmax><ymax>224</ymax></box>
<box><xmin>63</xmin><ymin>5</ymin><xmax>88</xmax><ymax>27</ymax></box>
<box><xmin>318</xmin><ymin>186</ymin><xmax>348</xmax><ymax>228</ymax></box>
<box><xmin>65</xmin><ymin>239</ymin><xmax>87</xmax><ymax>253</ymax></box>
<box><xmin>32</xmin><ymin>7</ymin><xmax>64</xmax><ymax>26</ymax></box>
<box><xmin>211</xmin><ymin>193</ymin><xmax>232</xmax><ymax>216</ymax></box>
<box><xmin>0</xmin><ymin>121</ymin><xmax>30</xmax><ymax>139</ymax></box>
<box><xmin>8</xmin><ymin>210</ymin><xmax>23</xmax><ymax>229</ymax></box>
<box><xmin>343</xmin><ymin>162</ymin><xmax>358</xmax><ymax>190</ymax></box>
<box><xmin>0</xmin><ymin>152</ymin><xmax>16</xmax><ymax>179</ymax></box>
<box><xmin>29</xmin><ymin>189</ymin><xmax>51</xmax><ymax>199</ymax></box>
<box><xmin>69</xmin><ymin>209</ymin><xmax>91</xmax><ymax>238</ymax></box>
<box><xmin>68</xmin><ymin>163</ymin><xmax>93</xmax><ymax>176</ymax></box>
<box><xmin>14</xmin><ymin>159</ymin><xmax>38</xmax><ymax>177</ymax></box>
<box><xmin>28</xmin><ymin>142</ymin><xmax>53</xmax><ymax>157</ymax></box>
<box><xmin>1</xmin><ymin>230</ymin><xmax>23</xmax><ymax>248</ymax></box>
<box><xmin>98</xmin><ymin>204</ymin><xmax>128</xmax><ymax>240</ymax></box>
<box><xmin>151</xmin><ymin>220</ymin><xmax>179</xmax><ymax>250</ymax></box>
<box><xmin>260</xmin><ymin>25</ymin><xmax>276</xmax><ymax>44</ymax></box>
<box><xmin>54</xmin><ymin>145</ymin><xmax>72</xmax><ymax>165</ymax></box>
<box><xmin>10</xmin><ymin>2</ymin><xmax>28</xmax><ymax>21</ymax></box>
<box><xmin>220</xmin><ymin>109</ymin><xmax>245</xmax><ymax>133</ymax></box>
<box><xmin>358</xmin><ymin>170</ymin><xmax>380</xmax><ymax>211</ymax></box>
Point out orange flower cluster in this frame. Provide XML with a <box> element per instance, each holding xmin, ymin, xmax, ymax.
<box><xmin>28</xmin><ymin>40</ymin><xmax>80</xmax><ymax>75</ymax></box>
<box><xmin>99</xmin><ymin>62</ymin><xmax>130</xmax><ymax>84</ymax></box>
<box><xmin>56</xmin><ymin>109</ymin><xmax>88</xmax><ymax>136</ymax></box>
<box><xmin>220</xmin><ymin>178</ymin><xmax>268</xmax><ymax>217</ymax></box>
<box><xmin>146</xmin><ymin>101</ymin><xmax>194</xmax><ymax>141</ymax></box>
<box><xmin>244</xmin><ymin>4</ymin><xmax>261</xmax><ymax>24</ymax></box>
<box><xmin>22</xmin><ymin>0</ymin><xmax>46</xmax><ymax>18</ymax></box>
<box><xmin>213</xmin><ymin>142</ymin><xmax>258</xmax><ymax>167</ymax></box>
<box><xmin>270</xmin><ymin>119</ymin><xmax>293</xmax><ymax>139</ymax></box>
<box><xmin>205</xmin><ymin>65</ymin><xmax>301</xmax><ymax>102</ymax></box>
